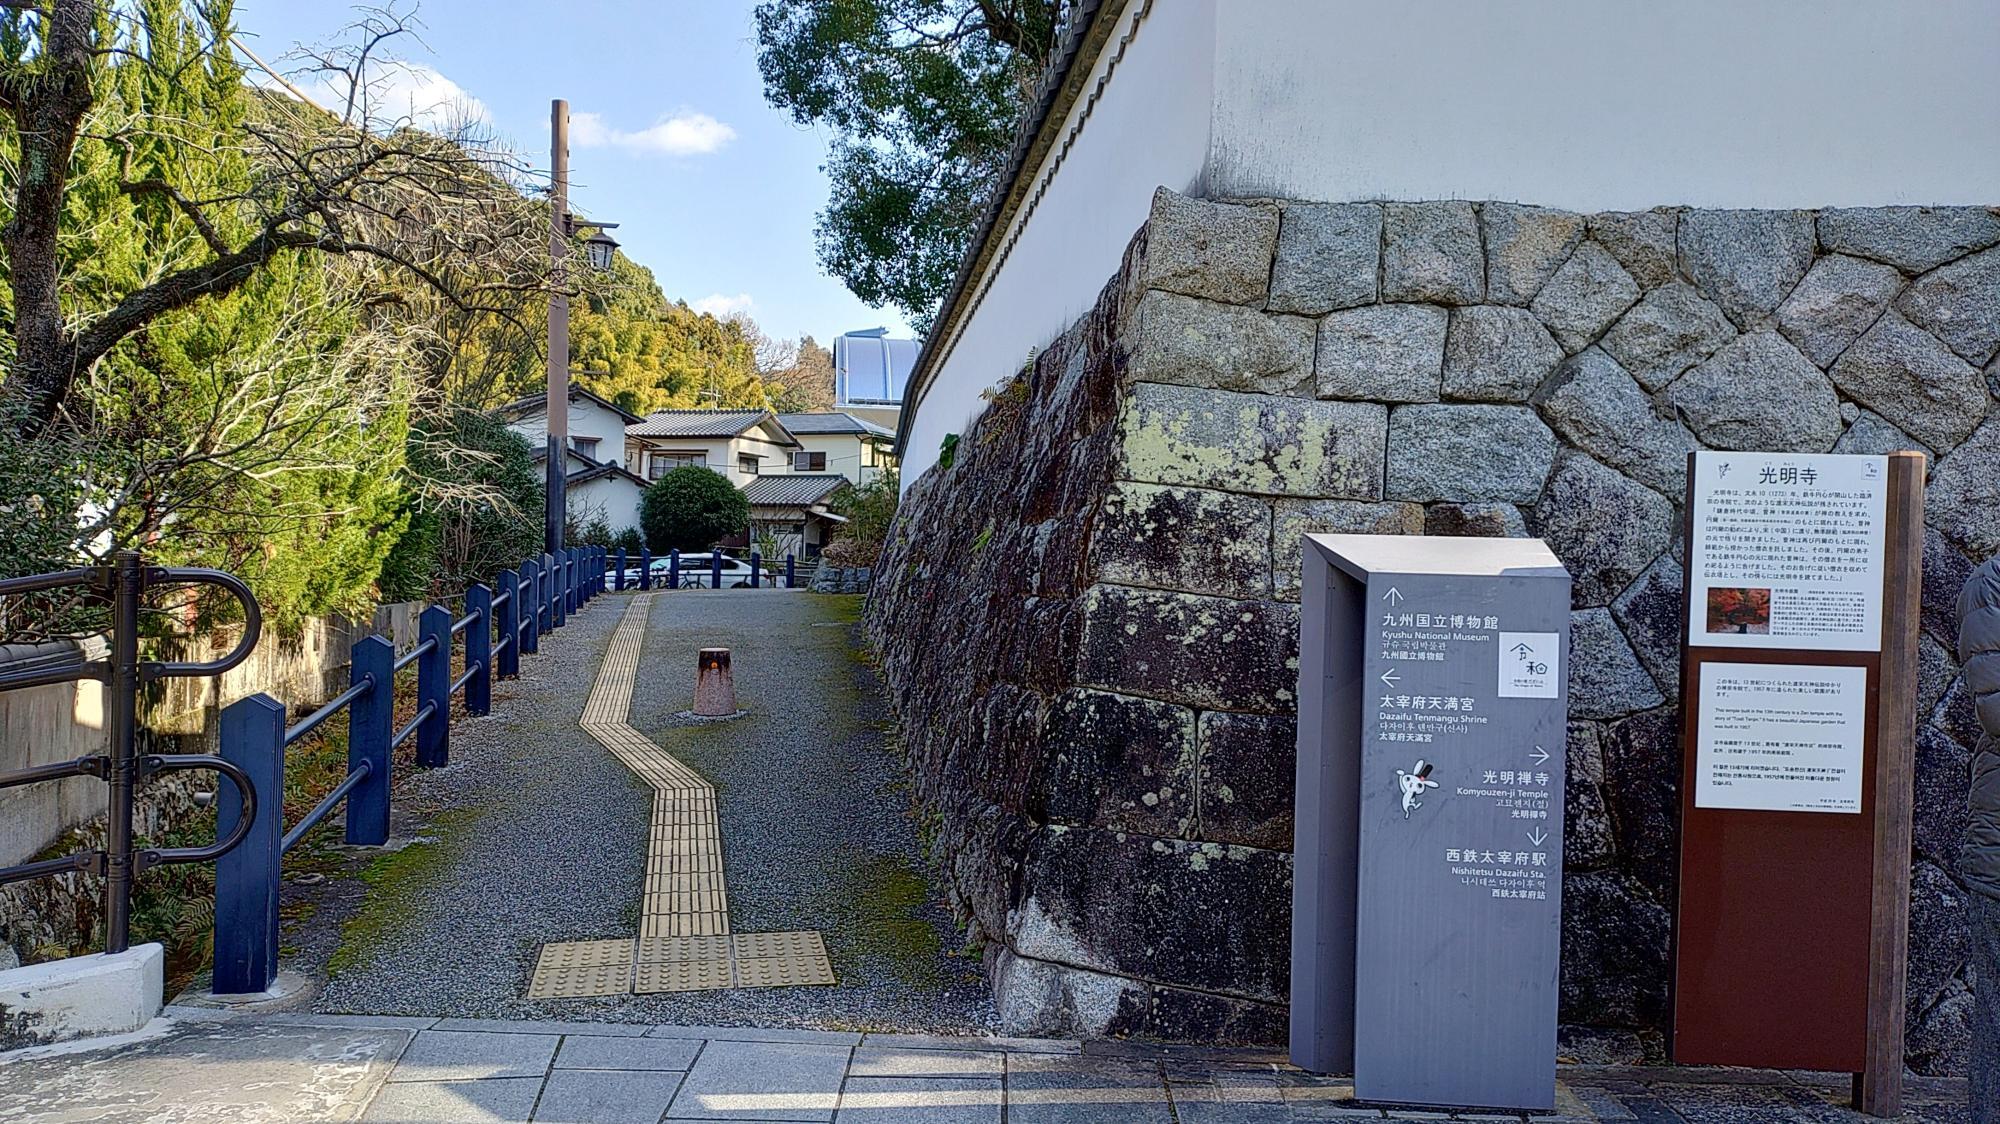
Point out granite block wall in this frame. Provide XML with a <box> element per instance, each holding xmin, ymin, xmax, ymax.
<box><xmin>866</xmin><ymin>188</ymin><xmax>2000</xmax><ymax>1070</ymax></box>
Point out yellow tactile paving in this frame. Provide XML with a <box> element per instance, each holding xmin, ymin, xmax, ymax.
<box><xmin>526</xmin><ymin>593</ymin><xmax>833</xmax><ymax>998</ymax></box>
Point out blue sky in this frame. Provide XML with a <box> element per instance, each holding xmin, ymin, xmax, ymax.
<box><xmin>234</xmin><ymin>0</ymin><xmax>912</xmax><ymax>346</ymax></box>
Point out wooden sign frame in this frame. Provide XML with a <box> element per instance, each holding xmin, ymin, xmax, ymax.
<box><xmin>1670</xmin><ymin>450</ymin><xmax>1923</xmax><ymax>1117</ymax></box>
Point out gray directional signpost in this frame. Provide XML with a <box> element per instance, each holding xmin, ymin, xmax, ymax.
<box><xmin>1291</xmin><ymin>534</ymin><xmax>1571</xmax><ymax>1112</ymax></box>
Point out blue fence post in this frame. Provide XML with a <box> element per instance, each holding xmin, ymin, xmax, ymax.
<box><xmin>598</xmin><ymin>547</ymin><xmax>607</xmax><ymax>595</ymax></box>
<box><xmin>711</xmin><ymin>552</ymin><xmax>722</xmax><ymax>590</ymax></box>
<box><xmin>615</xmin><ymin>548</ymin><xmax>627</xmax><ymax>592</ymax></box>
<box><xmin>214</xmin><ymin>693</ymin><xmax>285</xmax><ymax>994</ymax></box>
<box><xmin>638</xmin><ymin>546</ymin><xmax>652</xmax><ymax>590</ymax></box>
<box><xmin>549</xmin><ymin>551</ymin><xmax>566</xmax><ymax>629</ymax></box>
<box><xmin>786</xmin><ymin>553</ymin><xmax>796</xmax><ymax>589</ymax></box>
<box><xmin>466</xmin><ymin>583</ymin><xmax>492</xmax><ymax>717</ymax></box>
<box><xmin>519</xmin><ymin>558</ymin><xmax>540</xmax><ymax>655</ymax></box>
<box><xmin>750</xmin><ymin>550</ymin><xmax>762</xmax><ymax>589</ymax></box>
<box><xmin>668</xmin><ymin>549</ymin><xmax>680</xmax><ymax>590</ymax></box>
<box><xmin>347</xmin><ymin>636</ymin><xmax>393</xmax><ymax>846</ymax></box>
<box><xmin>571</xmin><ymin>549</ymin><xmax>583</xmax><ymax>608</ymax></box>
<box><xmin>494</xmin><ymin>568</ymin><xmax>520</xmax><ymax>678</ymax></box>
<box><xmin>417</xmin><ymin>604</ymin><xmax>451</xmax><ymax>767</ymax></box>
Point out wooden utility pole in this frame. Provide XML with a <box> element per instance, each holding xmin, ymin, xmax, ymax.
<box><xmin>545</xmin><ymin>98</ymin><xmax>570</xmax><ymax>555</ymax></box>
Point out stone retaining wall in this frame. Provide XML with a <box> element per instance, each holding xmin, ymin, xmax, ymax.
<box><xmin>810</xmin><ymin>566</ymin><xmax>875</xmax><ymax>595</ymax></box>
<box><xmin>866</xmin><ymin>188</ymin><xmax>1999</xmax><ymax>1070</ymax></box>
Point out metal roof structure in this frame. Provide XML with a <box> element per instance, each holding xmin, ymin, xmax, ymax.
<box><xmin>833</xmin><ymin>328</ymin><xmax>918</xmax><ymax>407</ymax></box>
<box><xmin>739</xmin><ymin>473</ymin><xmax>849</xmax><ymax>508</ymax></box>
<box><xmin>627</xmin><ymin>409</ymin><xmax>793</xmax><ymax>442</ymax></box>
<box><xmin>776</xmin><ymin>411</ymin><xmax>895</xmax><ymax>439</ymax></box>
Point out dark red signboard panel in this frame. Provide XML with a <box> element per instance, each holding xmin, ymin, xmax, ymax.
<box><xmin>1669</xmin><ymin>452</ymin><xmax>1922</xmax><ymax>1115</ymax></box>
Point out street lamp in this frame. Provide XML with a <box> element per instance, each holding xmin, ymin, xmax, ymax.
<box><xmin>544</xmin><ymin>98</ymin><xmax>622</xmax><ymax>555</ymax></box>
<box><xmin>580</xmin><ymin>226</ymin><xmax>621</xmax><ymax>272</ymax></box>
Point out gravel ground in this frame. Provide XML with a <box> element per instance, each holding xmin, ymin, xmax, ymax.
<box><xmin>296</xmin><ymin>588</ymin><xmax>996</xmax><ymax>1034</ymax></box>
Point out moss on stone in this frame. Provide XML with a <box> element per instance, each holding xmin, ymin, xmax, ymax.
<box><xmin>814</xmin><ymin>849</ymin><xmax>942</xmax><ymax>991</ymax></box>
<box><xmin>326</xmin><ymin>808</ymin><xmax>478</xmax><ymax>977</ymax></box>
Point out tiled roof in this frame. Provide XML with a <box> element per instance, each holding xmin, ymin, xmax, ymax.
<box><xmin>498</xmin><ymin>385</ymin><xmax>643</xmax><ymax>424</ymax></box>
<box><xmin>740</xmin><ymin>473</ymin><xmax>849</xmax><ymax>507</ymax></box>
<box><xmin>627</xmin><ymin>409</ymin><xmax>769</xmax><ymax>439</ymax></box>
<box><xmin>776</xmin><ymin>411</ymin><xmax>894</xmax><ymax>438</ymax></box>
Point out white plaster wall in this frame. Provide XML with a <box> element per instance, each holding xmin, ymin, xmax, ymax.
<box><xmin>569</xmin><ymin>474</ymin><xmax>643</xmax><ymax>535</ymax></box>
<box><xmin>900</xmin><ymin>1</ymin><xmax>2000</xmax><ymax>488</ymax></box>
<box><xmin>791</xmin><ymin>433</ymin><xmax>892</xmax><ymax>485</ymax></box>
<box><xmin>901</xmin><ymin>0</ymin><xmax>1218</xmax><ymax>483</ymax></box>
<box><xmin>506</xmin><ymin>398</ymin><xmax>629</xmax><ymax>463</ymax></box>
<box><xmin>1209</xmin><ymin>0</ymin><xmax>2000</xmax><ymax>209</ymax></box>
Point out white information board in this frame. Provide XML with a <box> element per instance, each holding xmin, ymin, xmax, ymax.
<box><xmin>1685</xmin><ymin>452</ymin><xmax>1887</xmax><ymax>652</ymax></box>
<box><xmin>1694</xmin><ymin>662</ymin><xmax>1867</xmax><ymax>814</ymax></box>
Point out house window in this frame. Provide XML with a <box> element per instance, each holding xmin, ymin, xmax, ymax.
<box><xmin>648</xmin><ymin>451</ymin><xmax>706</xmax><ymax>479</ymax></box>
<box><xmin>794</xmin><ymin>451</ymin><xmax>827</xmax><ymax>472</ymax></box>
<box><xmin>570</xmin><ymin>436</ymin><xmax>600</xmax><ymax>460</ymax></box>
<box><xmin>738</xmin><ymin>453</ymin><xmax>760</xmax><ymax>476</ymax></box>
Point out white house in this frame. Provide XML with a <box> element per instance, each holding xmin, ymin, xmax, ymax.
<box><xmin>501</xmin><ymin>387</ymin><xmax>650</xmax><ymax>539</ymax></box>
<box><xmin>501</xmin><ymin>385</ymin><xmax>638</xmax><ymax>468</ymax></box>
<box><xmin>625</xmin><ymin>409</ymin><xmax>802</xmax><ymax>487</ymax></box>
<box><xmin>732</xmin><ymin>473</ymin><xmax>851</xmax><ymax>561</ymax></box>
<box><xmin>776</xmin><ymin>412</ymin><xmax>897</xmax><ymax>486</ymax></box>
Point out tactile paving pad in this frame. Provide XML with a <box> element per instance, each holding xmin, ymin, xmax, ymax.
<box><xmin>524</xmin><ymin>595</ymin><xmax>832</xmax><ymax>999</ymax></box>
<box><xmin>525</xmin><ymin>939</ymin><xmax>635</xmax><ymax>999</ymax></box>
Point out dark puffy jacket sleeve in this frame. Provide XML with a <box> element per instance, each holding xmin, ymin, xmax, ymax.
<box><xmin>1956</xmin><ymin>559</ymin><xmax>2000</xmax><ymax>901</ymax></box>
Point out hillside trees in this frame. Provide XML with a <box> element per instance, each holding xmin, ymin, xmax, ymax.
<box><xmin>0</xmin><ymin>0</ymin><xmax>546</xmax><ymax>628</ymax></box>
<box><xmin>568</xmin><ymin>254</ymin><xmax>769</xmax><ymax>415</ymax></box>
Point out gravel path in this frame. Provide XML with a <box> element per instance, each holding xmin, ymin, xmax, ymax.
<box><xmin>301</xmin><ymin>589</ymin><xmax>995</xmax><ymax>1033</ymax></box>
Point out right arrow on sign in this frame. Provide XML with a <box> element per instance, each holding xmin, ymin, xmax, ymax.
<box><xmin>1530</xmin><ymin>745</ymin><xmax>1550</xmax><ymax>765</ymax></box>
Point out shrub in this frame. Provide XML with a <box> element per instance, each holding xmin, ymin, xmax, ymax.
<box><xmin>640</xmin><ymin>466</ymin><xmax>749</xmax><ymax>553</ymax></box>
<box><xmin>824</xmin><ymin>468</ymin><xmax>899</xmax><ymax>567</ymax></box>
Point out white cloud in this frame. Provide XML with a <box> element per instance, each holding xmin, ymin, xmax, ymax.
<box><xmin>572</xmin><ymin>110</ymin><xmax>736</xmax><ymax>156</ymax></box>
<box><xmin>368</xmin><ymin>63</ymin><xmax>491</xmax><ymax>130</ymax></box>
<box><xmin>691</xmin><ymin>293</ymin><xmax>756</xmax><ymax>319</ymax></box>
<box><xmin>256</xmin><ymin>61</ymin><xmax>491</xmax><ymax>134</ymax></box>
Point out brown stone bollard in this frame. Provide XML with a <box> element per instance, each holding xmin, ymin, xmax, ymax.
<box><xmin>694</xmin><ymin>648</ymin><xmax>735</xmax><ymax>716</ymax></box>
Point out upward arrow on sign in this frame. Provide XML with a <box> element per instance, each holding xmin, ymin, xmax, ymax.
<box><xmin>1383</xmin><ymin>587</ymin><xmax>1404</xmax><ymax>605</ymax></box>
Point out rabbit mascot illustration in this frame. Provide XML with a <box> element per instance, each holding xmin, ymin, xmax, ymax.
<box><xmin>1396</xmin><ymin>759</ymin><xmax>1439</xmax><ymax>819</ymax></box>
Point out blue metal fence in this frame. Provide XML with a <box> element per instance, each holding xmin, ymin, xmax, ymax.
<box><xmin>211</xmin><ymin>545</ymin><xmax>609</xmax><ymax>994</ymax></box>
<box><xmin>603</xmin><ymin>545</ymin><xmax>803</xmax><ymax>592</ymax></box>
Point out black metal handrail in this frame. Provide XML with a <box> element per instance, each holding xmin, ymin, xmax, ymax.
<box><xmin>133</xmin><ymin>754</ymin><xmax>258</xmax><ymax>873</ymax></box>
<box><xmin>0</xmin><ymin>552</ymin><xmax>264</xmax><ymax>953</ymax></box>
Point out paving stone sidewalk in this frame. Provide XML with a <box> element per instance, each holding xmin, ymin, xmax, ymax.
<box><xmin>0</xmin><ymin>1009</ymin><xmax>1971</xmax><ymax>1123</ymax></box>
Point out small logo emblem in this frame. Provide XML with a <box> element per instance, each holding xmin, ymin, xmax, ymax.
<box><xmin>1396</xmin><ymin>760</ymin><xmax>1439</xmax><ymax>819</ymax></box>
